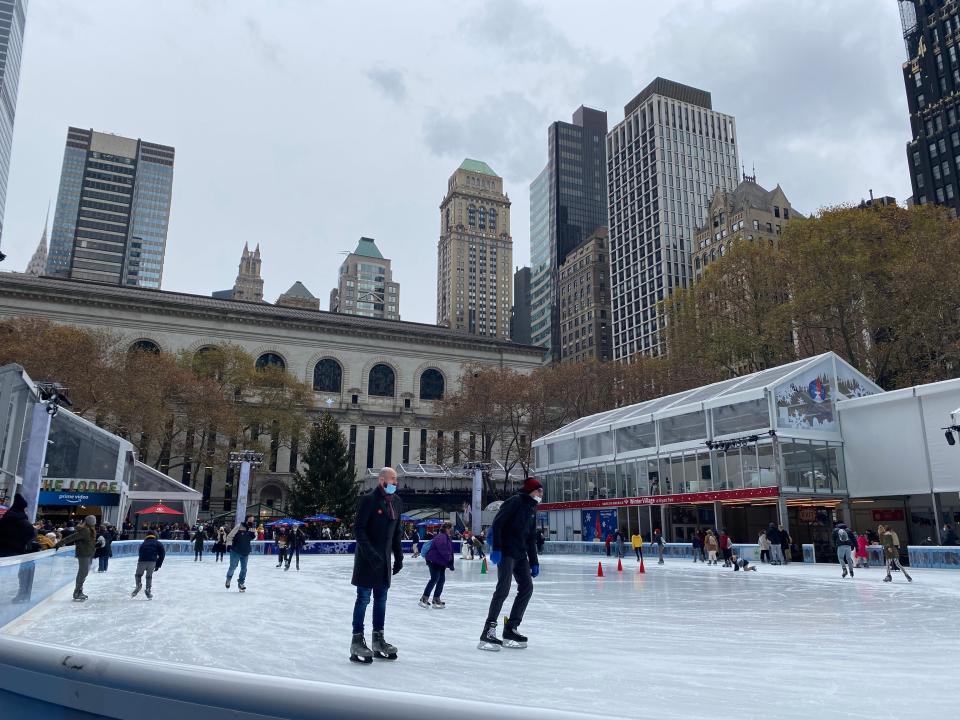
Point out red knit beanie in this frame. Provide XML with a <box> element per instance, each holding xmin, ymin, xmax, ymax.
<box><xmin>522</xmin><ymin>477</ymin><xmax>543</xmax><ymax>494</ymax></box>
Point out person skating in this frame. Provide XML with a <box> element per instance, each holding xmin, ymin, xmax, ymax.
<box><xmin>0</xmin><ymin>493</ymin><xmax>40</xmax><ymax>603</ymax></box>
<box><xmin>275</xmin><ymin>527</ymin><xmax>289</xmax><ymax>568</ymax></box>
<box><xmin>286</xmin><ymin>525</ymin><xmax>305</xmax><ymax>570</ymax></box>
<box><xmin>855</xmin><ymin>531</ymin><xmax>869</xmax><ymax>569</ymax></box>
<box><xmin>832</xmin><ymin>522</ymin><xmax>857</xmax><ymax>578</ymax></box>
<box><xmin>213</xmin><ymin>526</ymin><xmax>227</xmax><ymax>562</ymax></box>
<box><xmin>631</xmin><ymin>531</ymin><xmax>644</xmax><ymax>562</ymax></box>
<box><xmin>225</xmin><ymin>515</ymin><xmax>256</xmax><ymax>592</ymax></box>
<box><xmin>419</xmin><ymin>521</ymin><xmax>454</xmax><ymax>608</ymax></box>
<box><xmin>779</xmin><ymin>525</ymin><xmax>792</xmax><ymax>563</ymax></box>
<box><xmin>55</xmin><ymin>515</ymin><xmax>97</xmax><ymax>602</ymax></box>
<box><xmin>95</xmin><ymin>523</ymin><xmax>114</xmax><ymax>572</ymax></box>
<box><xmin>478</xmin><ymin>477</ymin><xmax>542</xmax><ymax>652</ymax></box>
<box><xmin>192</xmin><ymin>525</ymin><xmax>206</xmax><ymax>562</ymax></box>
<box><xmin>704</xmin><ymin>530</ymin><xmax>719</xmax><ymax>564</ymax></box>
<box><xmin>691</xmin><ymin>532</ymin><xmax>702</xmax><ymax>562</ymax></box>
<box><xmin>651</xmin><ymin>528</ymin><xmax>665</xmax><ymax>564</ymax></box>
<box><xmin>879</xmin><ymin>525</ymin><xmax>912</xmax><ymax>582</ymax></box>
<box><xmin>131</xmin><ymin>530</ymin><xmax>165</xmax><ymax>599</ymax></box>
<box><xmin>350</xmin><ymin>467</ymin><xmax>404</xmax><ymax>663</ymax></box>
<box><xmin>719</xmin><ymin>530</ymin><xmax>734</xmax><ymax>567</ymax></box>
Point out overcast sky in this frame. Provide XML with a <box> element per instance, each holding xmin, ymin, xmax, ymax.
<box><xmin>2</xmin><ymin>0</ymin><xmax>911</xmax><ymax>324</ymax></box>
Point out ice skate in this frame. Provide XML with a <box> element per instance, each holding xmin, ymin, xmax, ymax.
<box><xmin>350</xmin><ymin>633</ymin><xmax>373</xmax><ymax>664</ymax></box>
<box><xmin>284</xmin><ymin>564</ymin><xmax>290</xmax><ymax>571</ymax></box>
<box><xmin>502</xmin><ymin>625</ymin><xmax>528</xmax><ymax>649</ymax></box>
<box><xmin>73</xmin><ymin>596</ymin><xmax>86</xmax><ymax>602</ymax></box>
<box><xmin>372</xmin><ymin>630</ymin><xmax>397</xmax><ymax>659</ymax></box>
<box><xmin>225</xmin><ymin>579</ymin><xmax>230</xmax><ymax>589</ymax></box>
<box><xmin>842</xmin><ymin>567</ymin><xmax>848</xmax><ymax>578</ymax></box>
<box><xmin>418</xmin><ymin>596</ymin><xmax>430</xmax><ymax>608</ymax></box>
<box><xmin>849</xmin><ymin>567</ymin><xmax>854</xmax><ymax>578</ymax></box>
<box><xmin>238</xmin><ymin>582</ymin><xmax>246</xmax><ymax>592</ymax></box>
<box><xmin>131</xmin><ymin>585</ymin><xmax>141</xmax><ymax>598</ymax></box>
<box><xmin>431</xmin><ymin>598</ymin><xmax>446</xmax><ymax>609</ymax></box>
<box><xmin>145</xmin><ymin>589</ymin><xmax>153</xmax><ymax>600</ymax></box>
<box><xmin>883</xmin><ymin>575</ymin><xmax>892</xmax><ymax>582</ymax></box>
<box><xmin>477</xmin><ymin>621</ymin><xmax>502</xmax><ymax>652</ymax></box>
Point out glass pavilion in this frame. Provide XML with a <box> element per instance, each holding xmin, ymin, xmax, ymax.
<box><xmin>532</xmin><ymin>352</ymin><xmax>882</xmax><ymax>543</ymax></box>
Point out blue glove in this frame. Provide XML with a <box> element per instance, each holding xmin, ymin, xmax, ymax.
<box><xmin>490</xmin><ymin>550</ymin><xmax>502</xmax><ymax>565</ymax></box>
<box><xmin>530</xmin><ymin>564</ymin><xmax>540</xmax><ymax>578</ymax></box>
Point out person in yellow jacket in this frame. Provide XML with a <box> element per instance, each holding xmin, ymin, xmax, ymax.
<box><xmin>630</xmin><ymin>532</ymin><xmax>643</xmax><ymax>562</ymax></box>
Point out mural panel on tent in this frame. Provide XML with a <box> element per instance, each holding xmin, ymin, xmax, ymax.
<box><xmin>835</xmin><ymin>361</ymin><xmax>880</xmax><ymax>400</ymax></box>
<box><xmin>775</xmin><ymin>360</ymin><xmax>837</xmax><ymax>430</ymax></box>
<box><xmin>581</xmin><ymin>509</ymin><xmax>617</xmax><ymax>541</ymax></box>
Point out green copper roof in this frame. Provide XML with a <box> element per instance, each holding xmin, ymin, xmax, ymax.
<box><xmin>354</xmin><ymin>237</ymin><xmax>384</xmax><ymax>259</ymax></box>
<box><xmin>459</xmin><ymin>158</ymin><xmax>498</xmax><ymax>177</ymax></box>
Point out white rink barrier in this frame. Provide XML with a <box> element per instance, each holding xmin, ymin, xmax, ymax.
<box><xmin>0</xmin><ymin>547</ymin><xmax>587</xmax><ymax>720</ymax></box>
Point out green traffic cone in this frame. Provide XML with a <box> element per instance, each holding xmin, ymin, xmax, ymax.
<box><xmin>481</xmin><ymin>558</ymin><xmax>488</xmax><ymax>574</ymax></box>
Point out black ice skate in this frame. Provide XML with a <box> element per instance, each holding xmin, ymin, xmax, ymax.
<box><xmin>477</xmin><ymin>621</ymin><xmax>502</xmax><ymax>652</ymax></box>
<box><xmin>73</xmin><ymin>594</ymin><xmax>87</xmax><ymax>602</ymax></box>
<box><xmin>145</xmin><ymin>589</ymin><xmax>153</xmax><ymax>600</ymax></box>
<box><xmin>842</xmin><ymin>567</ymin><xmax>848</xmax><ymax>578</ymax></box>
<box><xmin>350</xmin><ymin>633</ymin><xmax>373</xmax><ymax>664</ymax></box>
<box><xmin>238</xmin><ymin>582</ymin><xmax>246</xmax><ymax>592</ymax></box>
<box><xmin>849</xmin><ymin>567</ymin><xmax>854</xmax><ymax>578</ymax></box>
<box><xmin>372</xmin><ymin>630</ymin><xmax>398</xmax><ymax>659</ymax></box>
<box><xmin>431</xmin><ymin>599</ymin><xmax>446</xmax><ymax>609</ymax></box>
<box><xmin>225</xmin><ymin>579</ymin><xmax>230</xmax><ymax>589</ymax></box>
<box><xmin>502</xmin><ymin>625</ymin><xmax>528</xmax><ymax>649</ymax></box>
<box><xmin>131</xmin><ymin>585</ymin><xmax>141</xmax><ymax>598</ymax></box>
<box><xmin>418</xmin><ymin>596</ymin><xmax>430</xmax><ymax>608</ymax></box>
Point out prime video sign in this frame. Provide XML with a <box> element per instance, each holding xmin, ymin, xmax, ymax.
<box><xmin>38</xmin><ymin>491</ymin><xmax>120</xmax><ymax>507</ymax></box>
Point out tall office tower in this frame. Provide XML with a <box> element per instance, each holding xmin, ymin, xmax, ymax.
<box><xmin>511</xmin><ymin>265</ymin><xmax>532</xmax><ymax>344</ymax></box>
<box><xmin>607</xmin><ymin>78</ymin><xmax>739</xmax><ymax>359</ymax></box>
<box><xmin>558</xmin><ymin>226</ymin><xmax>612</xmax><ymax>363</ymax></box>
<box><xmin>45</xmin><ymin>128</ymin><xmax>175</xmax><ymax>287</ymax></box>
<box><xmin>213</xmin><ymin>242</ymin><xmax>264</xmax><ymax>302</ymax></box>
<box><xmin>900</xmin><ymin>1</ymin><xmax>960</xmax><ymax>210</ymax></box>
<box><xmin>529</xmin><ymin>107</ymin><xmax>608</xmax><ymax>362</ymax></box>
<box><xmin>24</xmin><ymin>212</ymin><xmax>47</xmax><ymax>275</ymax></box>
<box><xmin>437</xmin><ymin>159</ymin><xmax>512</xmax><ymax>338</ymax></box>
<box><xmin>0</xmin><ymin>0</ymin><xmax>28</xmax><ymax>250</ymax></box>
<box><xmin>332</xmin><ymin>237</ymin><xmax>400</xmax><ymax>320</ymax></box>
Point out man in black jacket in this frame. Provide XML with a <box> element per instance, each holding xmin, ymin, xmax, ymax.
<box><xmin>350</xmin><ymin>467</ymin><xmax>404</xmax><ymax>663</ymax></box>
<box><xmin>479</xmin><ymin>477</ymin><xmax>542</xmax><ymax>651</ymax></box>
<box><xmin>0</xmin><ymin>493</ymin><xmax>39</xmax><ymax>603</ymax></box>
<box><xmin>132</xmin><ymin>531</ymin><xmax>166</xmax><ymax>599</ymax></box>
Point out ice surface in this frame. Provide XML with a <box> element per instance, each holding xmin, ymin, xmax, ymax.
<box><xmin>4</xmin><ymin>554</ymin><xmax>958</xmax><ymax>719</ymax></box>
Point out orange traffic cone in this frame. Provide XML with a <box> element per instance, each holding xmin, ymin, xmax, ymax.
<box><xmin>617</xmin><ymin>557</ymin><xmax>623</xmax><ymax>572</ymax></box>
<box><xmin>639</xmin><ymin>556</ymin><xmax>646</xmax><ymax>574</ymax></box>
<box><xmin>597</xmin><ymin>561</ymin><xmax>604</xmax><ymax>577</ymax></box>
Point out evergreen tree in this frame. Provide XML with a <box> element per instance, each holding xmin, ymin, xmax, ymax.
<box><xmin>288</xmin><ymin>413</ymin><xmax>358</xmax><ymax>523</ymax></box>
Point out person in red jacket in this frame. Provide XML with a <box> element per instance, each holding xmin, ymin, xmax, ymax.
<box><xmin>855</xmin><ymin>531</ymin><xmax>869</xmax><ymax>569</ymax></box>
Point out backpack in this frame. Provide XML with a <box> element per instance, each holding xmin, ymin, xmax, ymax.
<box><xmin>837</xmin><ymin>528</ymin><xmax>849</xmax><ymax>544</ymax></box>
<box><xmin>420</xmin><ymin>538</ymin><xmax>433</xmax><ymax>558</ymax></box>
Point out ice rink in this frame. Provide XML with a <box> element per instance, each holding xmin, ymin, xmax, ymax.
<box><xmin>3</xmin><ymin>552</ymin><xmax>957</xmax><ymax>719</ymax></box>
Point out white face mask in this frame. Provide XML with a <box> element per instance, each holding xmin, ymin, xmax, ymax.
<box><xmin>533</xmin><ymin>495</ymin><xmax>543</xmax><ymax>504</ymax></box>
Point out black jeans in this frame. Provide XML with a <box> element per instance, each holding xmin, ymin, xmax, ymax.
<box><xmin>194</xmin><ymin>550</ymin><xmax>202</xmax><ymax>561</ymax></box>
<box><xmin>423</xmin><ymin>561</ymin><xmax>446</xmax><ymax>599</ymax></box>
<box><xmin>485</xmin><ymin>556</ymin><xmax>533</xmax><ymax>629</ymax></box>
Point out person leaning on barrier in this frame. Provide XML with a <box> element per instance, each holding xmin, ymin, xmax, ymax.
<box><xmin>56</xmin><ymin>514</ymin><xmax>97</xmax><ymax>602</ymax></box>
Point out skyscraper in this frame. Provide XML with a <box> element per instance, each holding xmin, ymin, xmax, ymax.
<box><xmin>511</xmin><ymin>265</ymin><xmax>532</xmax><ymax>344</ymax></box>
<box><xmin>437</xmin><ymin>159</ymin><xmax>512</xmax><ymax>339</ymax></box>
<box><xmin>331</xmin><ymin>237</ymin><xmax>400</xmax><ymax>320</ymax></box>
<box><xmin>900</xmin><ymin>0</ymin><xmax>960</xmax><ymax>211</ymax></box>
<box><xmin>607</xmin><ymin>78</ymin><xmax>739</xmax><ymax>359</ymax></box>
<box><xmin>45</xmin><ymin>128</ymin><xmax>175</xmax><ymax>288</ymax></box>
<box><xmin>529</xmin><ymin>107</ymin><xmax>608</xmax><ymax>362</ymax></box>
<box><xmin>23</xmin><ymin>209</ymin><xmax>47</xmax><ymax>276</ymax></box>
<box><xmin>0</xmin><ymin>0</ymin><xmax>28</xmax><ymax>250</ymax></box>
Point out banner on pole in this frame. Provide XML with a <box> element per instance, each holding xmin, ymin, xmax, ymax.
<box><xmin>472</xmin><ymin>468</ymin><xmax>483</xmax><ymax>536</ymax></box>
<box><xmin>21</xmin><ymin>404</ymin><xmax>52</xmax><ymax>523</ymax></box>
<box><xmin>235</xmin><ymin>461</ymin><xmax>251</xmax><ymax>526</ymax></box>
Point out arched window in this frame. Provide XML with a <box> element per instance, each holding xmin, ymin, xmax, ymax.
<box><xmin>489</xmin><ymin>208</ymin><xmax>497</xmax><ymax>231</ymax></box>
<box><xmin>256</xmin><ymin>353</ymin><xmax>286</xmax><ymax>372</ymax></box>
<box><xmin>129</xmin><ymin>339</ymin><xmax>160</xmax><ymax>355</ymax></box>
<box><xmin>192</xmin><ymin>346</ymin><xmax>223</xmax><ymax>377</ymax></box>
<box><xmin>419</xmin><ymin>369</ymin><xmax>444</xmax><ymax>400</ymax></box>
<box><xmin>478</xmin><ymin>207</ymin><xmax>487</xmax><ymax>229</ymax></box>
<box><xmin>368</xmin><ymin>363</ymin><xmax>395</xmax><ymax>397</ymax></box>
<box><xmin>468</xmin><ymin>205</ymin><xmax>477</xmax><ymax>227</ymax></box>
<box><xmin>313</xmin><ymin>358</ymin><xmax>342</xmax><ymax>393</ymax></box>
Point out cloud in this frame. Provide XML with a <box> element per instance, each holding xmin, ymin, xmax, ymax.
<box><xmin>458</xmin><ymin>0</ymin><xmax>574</xmax><ymax>63</ymax></box>
<box><xmin>243</xmin><ymin>16</ymin><xmax>283</xmax><ymax>68</ymax></box>
<box><xmin>366</xmin><ymin>67</ymin><xmax>407</xmax><ymax>103</ymax></box>
<box><xmin>422</xmin><ymin>91</ymin><xmax>546</xmax><ymax>182</ymax></box>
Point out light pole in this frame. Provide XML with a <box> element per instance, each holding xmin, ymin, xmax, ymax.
<box><xmin>229</xmin><ymin>450</ymin><xmax>263</xmax><ymax>526</ymax></box>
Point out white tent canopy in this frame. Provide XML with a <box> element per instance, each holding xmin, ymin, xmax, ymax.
<box><xmin>120</xmin><ymin>461</ymin><xmax>201</xmax><ymax>528</ymax></box>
